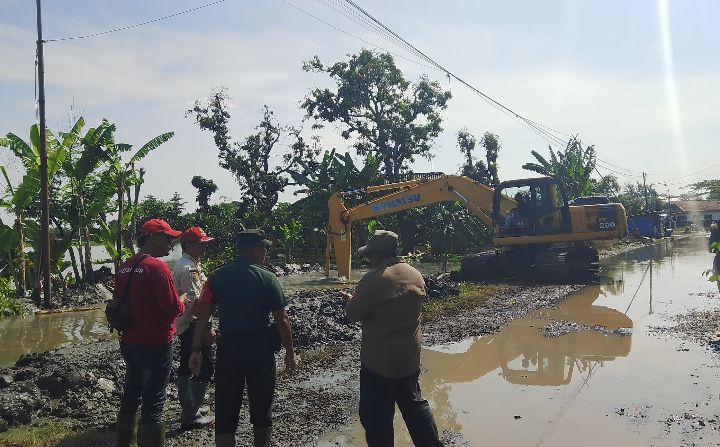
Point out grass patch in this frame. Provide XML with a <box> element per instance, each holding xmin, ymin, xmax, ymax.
<box><xmin>422</xmin><ymin>283</ymin><xmax>508</xmax><ymax>321</ymax></box>
<box><xmin>298</xmin><ymin>346</ymin><xmax>342</xmax><ymax>367</ymax></box>
<box><xmin>0</xmin><ymin>422</ymin><xmax>111</xmax><ymax>447</ymax></box>
<box><xmin>278</xmin><ymin>346</ymin><xmax>343</xmax><ymax>379</ymax></box>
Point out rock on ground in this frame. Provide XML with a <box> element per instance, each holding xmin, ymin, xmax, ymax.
<box><xmin>0</xmin><ymin>278</ymin><xmax>580</xmax><ymax>445</ymax></box>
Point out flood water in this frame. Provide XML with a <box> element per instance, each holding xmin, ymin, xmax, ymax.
<box><xmin>316</xmin><ymin>236</ymin><xmax>720</xmax><ymax>446</ymax></box>
<box><xmin>0</xmin><ymin>260</ymin><xmax>453</xmax><ymax>367</ymax></box>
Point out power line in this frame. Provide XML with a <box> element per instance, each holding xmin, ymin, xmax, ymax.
<box><xmin>45</xmin><ymin>0</ymin><xmax>227</xmax><ymax>42</ymax></box>
<box><xmin>291</xmin><ymin>0</ymin><xmax>572</xmax><ymax>150</ymax></box>
<box><xmin>279</xmin><ymin>0</ymin><xmax>439</xmax><ymax>70</ymax></box>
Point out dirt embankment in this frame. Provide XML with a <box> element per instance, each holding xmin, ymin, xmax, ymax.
<box><xmin>0</xmin><ymin>274</ymin><xmax>581</xmax><ymax>446</ymax></box>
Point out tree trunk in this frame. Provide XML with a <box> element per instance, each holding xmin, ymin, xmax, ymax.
<box><xmin>15</xmin><ymin>211</ymin><xmax>26</xmax><ymax>297</ymax></box>
<box><xmin>68</xmin><ymin>246</ymin><xmax>81</xmax><ymax>284</ymax></box>
<box><xmin>78</xmin><ymin>186</ymin><xmax>95</xmax><ymax>285</ymax></box>
<box><xmin>116</xmin><ymin>175</ymin><xmax>124</xmax><ymax>273</ymax></box>
<box><xmin>52</xmin><ymin>217</ymin><xmax>81</xmax><ymax>285</ymax></box>
<box><xmin>77</xmin><ymin>244</ymin><xmax>86</xmax><ymax>279</ymax></box>
<box><xmin>129</xmin><ymin>165</ymin><xmax>144</xmax><ymax>248</ymax></box>
<box><xmin>397</xmin><ymin>211</ymin><xmax>417</xmax><ymax>255</ymax></box>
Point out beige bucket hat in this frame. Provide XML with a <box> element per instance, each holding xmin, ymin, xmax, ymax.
<box><xmin>357</xmin><ymin>230</ymin><xmax>399</xmax><ymax>256</ymax></box>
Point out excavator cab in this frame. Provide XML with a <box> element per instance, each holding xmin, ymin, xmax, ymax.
<box><xmin>493</xmin><ymin>178</ymin><xmax>572</xmax><ymax>238</ymax></box>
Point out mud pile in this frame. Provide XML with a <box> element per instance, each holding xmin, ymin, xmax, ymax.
<box><xmin>423</xmin><ymin>274</ymin><xmax>460</xmax><ymax>301</ymax></box>
<box><xmin>649</xmin><ymin>307</ymin><xmax>720</xmax><ymax>346</ymax></box>
<box><xmin>271</xmin><ymin>263</ymin><xmax>324</xmax><ymax>276</ymax></box>
<box><xmin>0</xmin><ymin>340</ymin><xmax>123</xmax><ymax>429</ymax></box>
<box><xmin>286</xmin><ymin>290</ymin><xmax>360</xmax><ymax>348</ymax></box>
<box><xmin>422</xmin><ymin>285</ymin><xmax>583</xmax><ymax>345</ymax></box>
<box><xmin>53</xmin><ymin>283</ymin><xmax>113</xmax><ymax>309</ymax></box>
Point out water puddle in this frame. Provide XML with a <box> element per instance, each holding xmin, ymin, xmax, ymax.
<box><xmin>0</xmin><ymin>260</ymin><xmax>454</xmax><ymax>367</ymax></box>
<box><xmin>0</xmin><ymin>305</ymin><xmax>115</xmax><ymax>367</ymax></box>
<box><xmin>316</xmin><ymin>236</ymin><xmax>720</xmax><ymax>446</ymax></box>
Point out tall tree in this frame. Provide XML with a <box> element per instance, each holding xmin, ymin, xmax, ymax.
<box><xmin>191</xmin><ymin>175</ymin><xmax>218</xmax><ymax>211</ymax></box>
<box><xmin>301</xmin><ymin>49</ymin><xmax>452</xmax><ymax>184</ymax></box>
<box><xmin>457</xmin><ymin>128</ymin><xmax>491</xmax><ymax>185</ymax></box>
<box><xmin>687</xmin><ymin>180</ymin><xmax>720</xmax><ymax>200</ymax></box>
<box><xmin>481</xmin><ymin>132</ymin><xmax>501</xmax><ymax>186</ymax></box>
<box><xmin>187</xmin><ymin>89</ymin><xmax>319</xmax><ymax>240</ymax></box>
<box><xmin>301</xmin><ymin>49</ymin><xmax>451</xmax><ymax>252</ymax></box>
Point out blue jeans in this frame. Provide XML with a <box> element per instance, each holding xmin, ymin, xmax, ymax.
<box><xmin>359</xmin><ymin>366</ymin><xmax>443</xmax><ymax>447</ymax></box>
<box><xmin>119</xmin><ymin>341</ymin><xmax>173</xmax><ymax>424</ymax></box>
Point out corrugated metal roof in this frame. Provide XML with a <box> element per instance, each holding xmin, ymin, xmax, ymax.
<box><xmin>670</xmin><ymin>200</ymin><xmax>720</xmax><ymax>212</ymax></box>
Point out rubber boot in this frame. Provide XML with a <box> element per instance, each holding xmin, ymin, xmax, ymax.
<box><xmin>178</xmin><ymin>375</ymin><xmax>210</xmax><ymax>416</ymax></box>
<box><xmin>138</xmin><ymin>421</ymin><xmax>166</xmax><ymax>447</ymax></box>
<box><xmin>252</xmin><ymin>427</ymin><xmax>272</xmax><ymax>447</ymax></box>
<box><xmin>116</xmin><ymin>414</ymin><xmax>140</xmax><ymax>447</ymax></box>
<box><xmin>215</xmin><ymin>433</ymin><xmax>236</xmax><ymax>447</ymax></box>
<box><xmin>177</xmin><ymin>375</ymin><xmax>189</xmax><ymax>406</ymax></box>
<box><xmin>181</xmin><ymin>380</ymin><xmax>215</xmax><ymax>430</ymax></box>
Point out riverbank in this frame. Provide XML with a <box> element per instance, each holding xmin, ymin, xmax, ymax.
<box><xmin>0</xmin><ymin>276</ymin><xmax>581</xmax><ymax>446</ymax></box>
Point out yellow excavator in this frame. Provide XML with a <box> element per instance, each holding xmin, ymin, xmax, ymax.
<box><xmin>325</xmin><ymin>174</ymin><xmax>628</xmax><ymax>282</ymax></box>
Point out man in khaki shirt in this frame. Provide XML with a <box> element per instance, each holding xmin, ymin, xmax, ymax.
<box><xmin>340</xmin><ymin>230</ymin><xmax>443</xmax><ymax>447</ymax></box>
<box><xmin>172</xmin><ymin>226</ymin><xmax>216</xmax><ymax>430</ymax></box>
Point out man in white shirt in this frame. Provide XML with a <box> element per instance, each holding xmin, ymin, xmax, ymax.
<box><xmin>172</xmin><ymin>226</ymin><xmax>216</xmax><ymax>430</ymax></box>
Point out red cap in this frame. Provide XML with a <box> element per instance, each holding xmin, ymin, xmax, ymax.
<box><xmin>181</xmin><ymin>226</ymin><xmax>215</xmax><ymax>244</ymax></box>
<box><xmin>140</xmin><ymin>219</ymin><xmax>182</xmax><ymax>237</ymax></box>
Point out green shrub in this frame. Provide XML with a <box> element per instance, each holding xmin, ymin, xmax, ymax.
<box><xmin>0</xmin><ymin>276</ymin><xmax>21</xmax><ymax>319</ymax></box>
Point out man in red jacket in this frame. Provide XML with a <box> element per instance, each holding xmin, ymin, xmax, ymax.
<box><xmin>115</xmin><ymin>219</ymin><xmax>186</xmax><ymax>447</ymax></box>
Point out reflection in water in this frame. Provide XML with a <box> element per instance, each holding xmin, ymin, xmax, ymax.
<box><xmin>0</xmin><ymin>307</ymin><xmax>114</xmax><ymax>367</ymax></box>
<box><xmin>420</xmin><ymin>286</ymin><xmax>633</xmax><ymax>437</ymax></box>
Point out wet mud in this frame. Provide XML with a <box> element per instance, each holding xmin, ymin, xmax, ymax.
<box><xmin>0</xmin><ymin>273</ymin><xmax>580</xmax><ymax>445</ymax></box>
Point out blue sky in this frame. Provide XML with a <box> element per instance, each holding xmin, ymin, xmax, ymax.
<box><xmin>1</xmin><ymin>0</ymin><xmax>718</xmax><ymax>214</ymax></box>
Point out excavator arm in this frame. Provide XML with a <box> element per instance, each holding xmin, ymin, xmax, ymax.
<box><xmin>326</xmin><ymin>175</ymin><xmax>516</xmax><ymax>278</ymax></box>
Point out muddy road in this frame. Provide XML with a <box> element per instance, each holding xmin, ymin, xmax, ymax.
<box><xmin>3</xmin><ymin>237</ymin><xmax>720</xmax><ymax>446</ymax></box>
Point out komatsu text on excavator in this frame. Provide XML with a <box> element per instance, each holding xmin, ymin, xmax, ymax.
<box><xmin>325</xmin><ymin>175</ymin><xmax>627</xmax><ymax>282</ymax></box>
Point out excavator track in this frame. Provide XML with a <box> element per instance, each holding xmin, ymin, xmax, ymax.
<box><xmin>460</xmin><ymin>252</ymin><xmax>500</xmax><ymax>280</ymax></box>
<box><xmin>533</xmin><ymin>247</ymin><xmax>600</xmax><ymax>283</ymax></box>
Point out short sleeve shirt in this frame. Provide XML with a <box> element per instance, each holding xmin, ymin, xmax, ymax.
<box><xmin>172</xmin><ymin>253</ymin><xmax>208</xmax><ymax>335</ymax></box>
<box><xmin>198</xmin><ymin>257</ymin><xmax>287</xmax><ymax>333</ymax></box>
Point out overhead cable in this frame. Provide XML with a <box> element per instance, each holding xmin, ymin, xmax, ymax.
<box><xmin>45</xmin><ymin>0</ymin><xmax>227</xmax><ymax>42</ymax></box>
<box><xmin>279</xmin><ymin>0</ymin><xmax>439</xmax><ymax>70</ymax></box>
<box><xmin>288</xmin><ymin>0</ymin><xmax>571</xmax><ymax>150</ymax></box>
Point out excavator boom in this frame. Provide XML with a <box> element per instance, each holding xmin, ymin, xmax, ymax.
<box><xmin>326</xmin><ymin>174</ymin><xmax>628</xmax><ymax>281</ymax></box>
<box><xmin>327</xmin><ymin>175</ymin><xmax>515</xmax><ymax>278</ymax></box>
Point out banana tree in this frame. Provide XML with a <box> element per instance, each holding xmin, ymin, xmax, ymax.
<box><xmin>0</xmin><ymin>121</ymin><xmax>76</xmax><ymax>297</ymax></box>
<box><xmin>105</xmin><ymin>132</ymin><xmax>174</xmax><ymax>269</ymax></box>
<box><xmin>62</xmin><ymin>119</ymin><xmax>118</xmax><ymax>285</ymax></box>
<box><xmin>0</xmin><ymin>167</ymin><xmax>40</xmax><ymax>296</ymax></box>
<box><xmin>522</xmin><ymin>137</ymin><xmax>597</xmax><ymax>200</ymax></box>
<box><xmin>288</xmin><ymin>150</ymin><xmax>381</xmax><ymax>223</ymax></box>
<box><xmin>425</xmin><ymin>201</ymin><xmax>490</xmax><ymax>256</ymax></box>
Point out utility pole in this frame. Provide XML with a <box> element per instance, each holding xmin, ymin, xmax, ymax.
<box><xmin>36</xmin><ymin>0</ymin><xmax>52</xmax><ymax>306</ymax></box>
<box><xmin>643</xmin><ymin>172</ymin><xmax>649</xmax><ymax>212</ymax></box>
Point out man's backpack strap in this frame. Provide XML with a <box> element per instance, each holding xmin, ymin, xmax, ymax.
<box><xmin>106</xmin><ymin>254</ymin><xmax>149</xmax><ymax>333</ymax></box>
<box><xmin>120</xmin><ymin>254</ymin><xmax>150</xmax><ymax>305</ymax></box>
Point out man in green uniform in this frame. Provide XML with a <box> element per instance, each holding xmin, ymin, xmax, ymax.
<box><xmin>189</xmin><ymin>229</ymin><xmax>297</xmax><ymax>447</ymax></box>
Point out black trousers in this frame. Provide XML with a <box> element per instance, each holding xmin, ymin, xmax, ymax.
<box><xmin>178</xmin><ymin>322</ymin><xmax>215</xmax><ymax>382</ymax></box>
<box><xmin>359</xmin><ymin>366</ymin><xmax>443</xmax><ymax>447</ymax></box>
<box><xmin>214</xmin><ymin>332</ymin><xmax>276</xmax><ymax>434</ymax></box>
